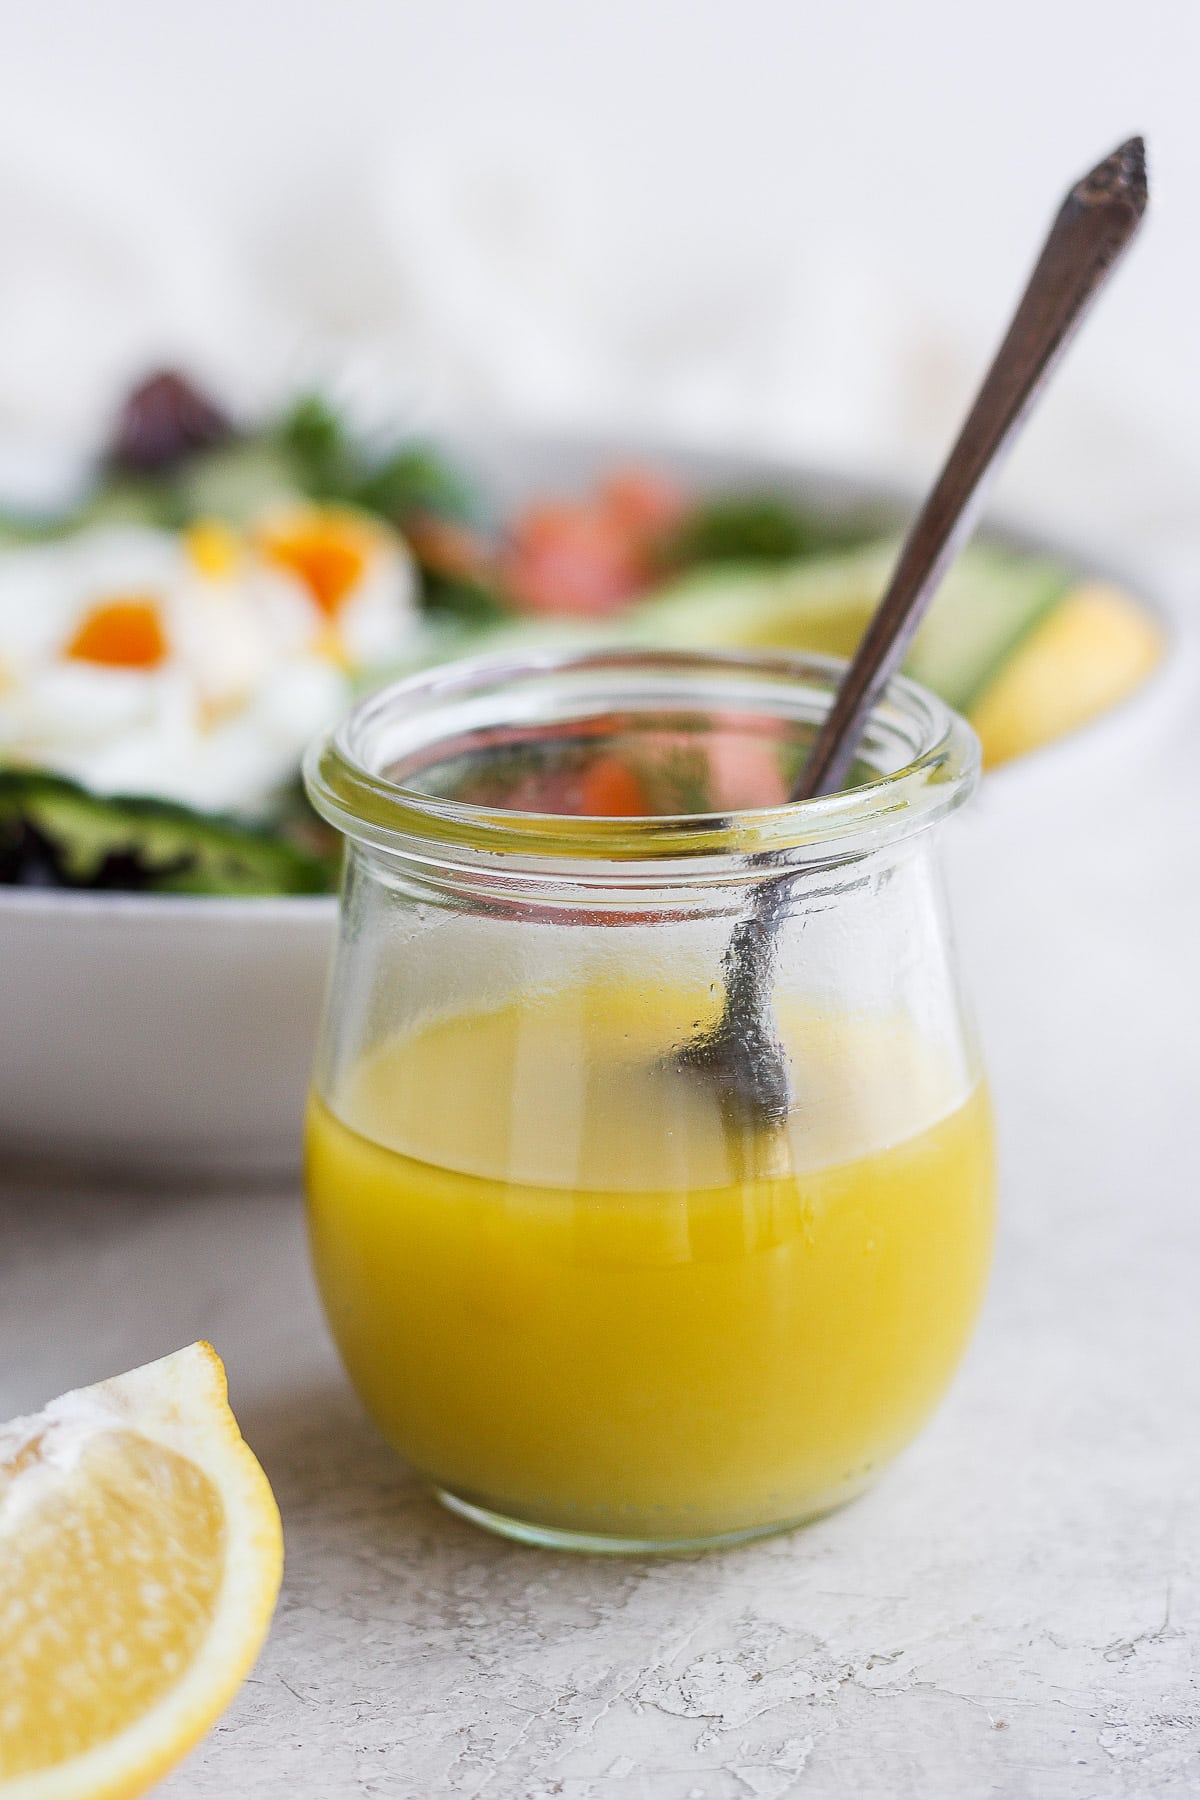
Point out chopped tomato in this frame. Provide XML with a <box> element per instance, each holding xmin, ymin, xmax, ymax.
<box><xmin>503</xmin><ymin>505</ymin><xmax>645</xmax><ymax>617</ymax></box>
<box><xmin>502</xmin><ymin>466</ymin><xmax>692</xmax><ymax>618</ymax></box>
<box><xmin>66</xmin><ymin>596</ymin><xmax>169</xmax><ymax>670</ymax></box>
<box><xmin>579</xmin><ymin>756</ymin><xmax>649</xmax><ymax>817</ymax></box>
<box><xmin>598</xmin><ymin>468</ymin><xmax>688</xmax><ymax>538</ymax></box>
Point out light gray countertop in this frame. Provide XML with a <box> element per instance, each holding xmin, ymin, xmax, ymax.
<box><xmin>3</xmin><ymin>675</ymin><xmax>1199</xmax><ymax>1800</ymax></box>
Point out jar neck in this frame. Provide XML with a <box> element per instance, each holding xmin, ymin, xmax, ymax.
<box><xmin>345</xmin><ymin>828</ymin><xmax>932</xmax><ymax>923</ymax></box>
<box><xmin>307</xmin><ymin>647</ymin><xmax>979</xmax><ymax>892</ymax></box>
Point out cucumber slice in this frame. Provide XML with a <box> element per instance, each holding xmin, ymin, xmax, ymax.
<box><xmin>0</xmin><ymin>770</ymin><xmax>331</xmax><ymax>896</ymax></box>
<box><xmin>175</xmin><ymin>441</ymin><xmax>304</xmax><ymax>525</ymax></box>
<box><xmin>631</xmin><ymin>539</ymin><xmax>1071</xmax><ymax>713</ymax></box>
<box><xmin>908</xmin><ymin>545</ymin><xmax>1071</xmax><ymax>711</ymax></box>
<box><xmin>629</xmin><ymin>544</ymin><xmax>893</xmax><ymax>659</ymax></box>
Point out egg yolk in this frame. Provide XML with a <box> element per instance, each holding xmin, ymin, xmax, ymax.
<box><xmin>259</xmin><ymin>513</ymin><xmax>370</xmax><ymax>615</ymax></box>
<box><xmin>66</xmin><ymin>597</ymin><xmax>169</xmax><ymax>670</ymax></box>
<box><xmin>183</xmin><ymin>519</ymin><xmax>240</xmax><ymax>580</ymax></box>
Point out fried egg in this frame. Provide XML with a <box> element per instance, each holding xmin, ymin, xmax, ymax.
<box><xmin>0</xmin><ymin>509</ymin><xmax>417</xmax><ymax>813</ymax></box>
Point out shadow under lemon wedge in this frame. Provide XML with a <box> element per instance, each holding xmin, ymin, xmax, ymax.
<box><xmin>0</xmin><ymin>1343</ymin><xmax>282</xmax><ymax>1800</ymax></box>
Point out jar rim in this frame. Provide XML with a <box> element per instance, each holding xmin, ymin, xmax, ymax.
<box><xmin>304</xmin><ymin>646</ymin><xmax>980</xmax><ymax>872</ymax></box>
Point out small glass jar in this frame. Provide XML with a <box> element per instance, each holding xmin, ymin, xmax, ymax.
<box><xmin>304</xmin><ymin>648</ymin><xmax>994</xmax><ymax>1553</ymax></box>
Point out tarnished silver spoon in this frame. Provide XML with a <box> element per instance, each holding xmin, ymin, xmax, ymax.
<box><xmin>676</xmin><ymin>134</ymin><xmax>1149</xmax><ymax>1132</ymax></box>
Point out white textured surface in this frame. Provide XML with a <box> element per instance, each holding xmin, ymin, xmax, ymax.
<box><xmin>2</xmin><ymin>681</ymin><xmax>1199</xmax><ymax>1798</ymax></box>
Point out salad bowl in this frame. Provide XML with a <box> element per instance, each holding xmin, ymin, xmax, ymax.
<box><xmin>0</xmin><ymin>430</ymin><xmax>1180</xmax><ymax>1177</ymax></box>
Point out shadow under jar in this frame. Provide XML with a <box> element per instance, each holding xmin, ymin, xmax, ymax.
<box><xmin>303</xmin><ymin>648</ymin><xmax>994</xmax><ymax>1553</ymax></box>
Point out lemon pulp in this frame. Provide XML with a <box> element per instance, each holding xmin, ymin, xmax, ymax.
<box><xmin>0</xmin><ymin>1343</ymin><xmax>282</xmax><ymax>1799</ymax></box>
<box><xmin>0</xmin><ymin>1435</ymin><xmax>223</xmax><ymax>1777</ymax></box>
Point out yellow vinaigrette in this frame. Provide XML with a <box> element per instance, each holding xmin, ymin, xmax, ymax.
<box><xmin>307</xmin><ymin>986</ymin><xmax>995</xmax><ymax>1546</ymax></box>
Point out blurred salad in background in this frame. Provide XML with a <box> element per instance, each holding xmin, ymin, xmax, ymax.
<box><xmin>0</xmin><ymin>370</ymin><xmax>1163</xmax><ymax>895</ymax></box>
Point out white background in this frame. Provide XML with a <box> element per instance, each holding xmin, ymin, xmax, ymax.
<box><xmin>2</xmin><ymin>0</ymin><xmax>1197</xmax><ymax>563</ymax></box>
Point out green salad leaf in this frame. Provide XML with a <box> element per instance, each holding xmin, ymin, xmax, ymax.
<box><xmin>0</xmin><ymin>771</ymin><xmax>334</xmax><ymax>896</ymax></box>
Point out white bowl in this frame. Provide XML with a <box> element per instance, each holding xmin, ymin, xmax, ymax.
<box><xmin>0</xmin><ymin>436</ymin><xmax>1185</xmax><ymax>1178</ymax></box>
<box><xmin>0</xmin><ymin>888</ymin><xmax>335</xmax><ymax>1176</ymax></box>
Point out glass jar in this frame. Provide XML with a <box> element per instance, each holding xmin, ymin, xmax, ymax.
<box><xmin>304</xmin><ymin>648</ymin><xmax>994</xmax><ymax>1553</ymax></box>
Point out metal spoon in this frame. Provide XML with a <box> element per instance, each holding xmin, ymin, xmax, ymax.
<box><xmin>676</xmin><ymin>135</ymin><xmax>1149</xmax><ymax>1133</ymax></box>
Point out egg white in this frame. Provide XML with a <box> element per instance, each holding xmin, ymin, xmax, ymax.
<box><xmin>0</xmin><ymin>520</ymin><xmax>418</xmax><ymax>814</ymax></box>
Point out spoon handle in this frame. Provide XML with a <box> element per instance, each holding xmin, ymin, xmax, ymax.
<box><xmin>792</xmin><ymin>135</ymin><xmax>1148</xmax><ymax>802</ymax></box>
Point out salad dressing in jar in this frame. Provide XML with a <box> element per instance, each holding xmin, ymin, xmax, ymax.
<box><xmin>304</xmin><ymin>649</ymin><xmax>994</xmax><ymax>1552</ymax></box>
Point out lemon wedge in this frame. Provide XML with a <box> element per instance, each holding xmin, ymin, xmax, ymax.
<box><xmin>0</xmin><ymin>1343</ymin><xmax>283</xmax><ymax>1800</ymax></box>
<box><xmin>970</xmin><ymin>581</ymin><xmax>1164</xmax><ymax>768</ymax></box>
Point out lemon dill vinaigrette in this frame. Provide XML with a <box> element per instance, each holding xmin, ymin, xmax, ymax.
<box><xmin>304</xmin><ymin>649</ymin><xmax>994</xmax><ymax>1551</ymax></box>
